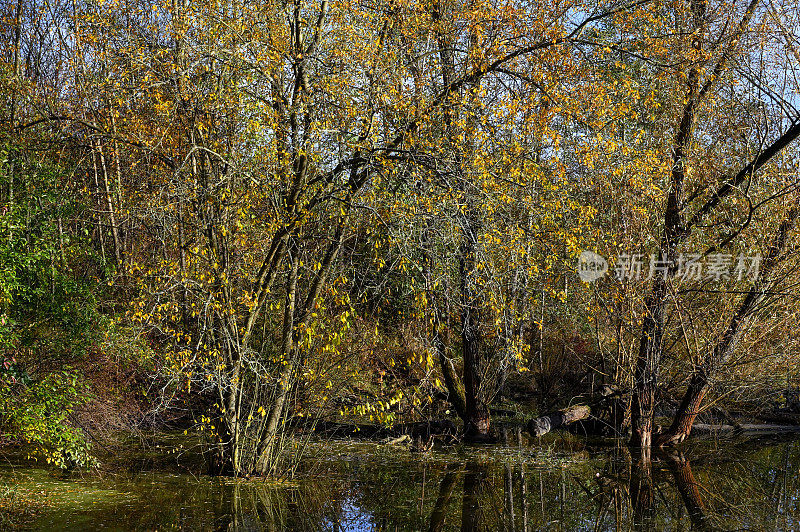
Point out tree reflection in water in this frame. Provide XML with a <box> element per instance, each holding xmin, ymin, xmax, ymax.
<box><xmin>630</xmin><ymin>446</ymin><xmax>655</xmax><ymax>530</ymax></box>
<box><xmin>664</xmin><ymin>451</ymin><xmax>710</xmax><ymax>531</ymax></box>
<box><xmin>429</xmin><ymin>464</ymin><xmax>460</xmax><ymax>532</ymax></box>
<box><xmin>14</xmin><ymin>440</ymin><xmax>800</xmax><ymax>530</ymax></box>
<box><xmin>418</xmin><ymin>442</ymin><xmax>798</xmax><ymax>531</ymax></box>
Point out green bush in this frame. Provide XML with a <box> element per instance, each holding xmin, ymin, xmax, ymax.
<box><xmin>0</xmin><ymin>143</ymin><xmax>101</xmax><ymax>470</ymax></box>
<box><xmin>0</xmin><ymin>364</ymin><xmax>96</xmax><ymax>469</ymax></box>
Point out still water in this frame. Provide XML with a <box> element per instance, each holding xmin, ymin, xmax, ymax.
<box><xmin>3</xmin><ymin>434</ymin><xmax>800</xmax><ymax>530</ymax></box>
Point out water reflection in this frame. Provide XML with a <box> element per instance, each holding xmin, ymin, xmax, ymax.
<box><xmin>7</xmin><ymin>439</ymin><xmax>800</xmax><ymax>530</ymax></box>
<box><xmin>429</xmin><ymin>464</ymin><xmax>459</xmax><ymax>532</ymax></box>
<box><xmin>416</xmin><ymin>442</ymin><xmax>799</xmax><ymax>531</ymax></box>
<box><xmin>630</xmin><ymin>447</ymin><xmax>655</xmax><ymax>529</ymax></box>
<box><xmin>665</xmin><ymin>452</ymin><xmax>710</xmax><ymax>530</ymax></box>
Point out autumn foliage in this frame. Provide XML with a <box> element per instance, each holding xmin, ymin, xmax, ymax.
<box><xmin>2</xmin><ymin>0</ymin><xmax>800</xmax><ymax>475</ymax></box>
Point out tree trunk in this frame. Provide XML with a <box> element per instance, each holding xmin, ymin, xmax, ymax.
<box><xmin>96</xmin><ymin>142</ymin><xmax>122</xmax><ymax>266</ymax></box>
<box><xmin>631</xmin><ymin>0</ymin><xmax>776</xmax><ymax>450</ymax></box>
<box><xmin>255</xmin><ymin>244</ymin><xmax>300</xmax><ymax>474</ymax></box>
<box><xmin>430</xmin><ymin>1</ymin><xmax>490</xmax><ymax>442</ymax></box>
<box><xmin>11</xmin><ymin>0</ymin><xmax>22</xmax><ymax>125</ymax></box>
<box><xmin>631</xmin><ymin>0</ymin><xmax>706</xmax><ymax>448</ymax></box>
<box><xmin>630</xmin><ymin>278</ymin><xmax>669</xmax><ymax>448</ymax></box>
<box><xmin>656</xmin><ymin>370</ymin><xmax>708</xmax><ymax>446</ymax></box>
<box><xmin>460</xmin><ymin>217</ymin><xmax>490</xmax><ymax>440</ymax></box>
<box><xmin>656</xmin><ymin>206</ymin><xmax>798</xmax><ymax>447</ymax></box>
<box><xmin>424</xmin><ymin>223</ymin><xmax>468</xmax><ymax>421</ymax></box>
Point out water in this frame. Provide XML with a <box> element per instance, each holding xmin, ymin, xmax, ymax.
<box><xmin>3</xmin><ymin>434</ymin><xmax>800</xmax><ymax>530</ymax></box>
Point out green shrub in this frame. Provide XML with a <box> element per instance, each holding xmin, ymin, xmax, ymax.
<box><xmin>0</xmin><ymin>144</ymin><xmax>101</xmax><ymax>470</ymax></box>
<box><xmin>0</xmin><ymin>364</ymin><xmax>97</xmax><ymax>469</ymax></box>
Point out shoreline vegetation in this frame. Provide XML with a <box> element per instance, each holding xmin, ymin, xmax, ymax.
<box><xmin>3</xmin><ymin>0</ymin><xmax>800</xmax><ymax>515</ymax></box>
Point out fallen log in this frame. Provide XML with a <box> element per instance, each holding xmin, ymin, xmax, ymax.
<box><xmin>381</xmin><ymin>434</ymin><xmax>411</xmax><ymax>446</ymax></box>
<box><xmin>690</xmin><ymin>423</ymin><xmax>800</xmax><ymax>436</ymax></box>
<box><xmin>755</xmin><ymin>412</ymin><xmax>800</xmax><ymax>425</ymax></box>
<box><xmin>307</xmin><ymin>421</ymin><xmax>383</xmax><ymax>438</ymax></box>
<box><xmin>395</xmin><ymin>419</ymin><xmax>458</xmax><ymax>440</ymax></box>
<box><xmin>310</xmin><ymin>419</ymin><xmax>457</xmax><ymax>441</ymax></box>
<box><xmin>527</xmin><ymin>405</ymin><xmax>591</xmax><ymax>437</ymax></box>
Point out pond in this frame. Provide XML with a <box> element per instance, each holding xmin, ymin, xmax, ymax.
<box><xmin>3</xmin><ymin>433</ymin><xmax>800</xmax><ymax>530</ymax></box>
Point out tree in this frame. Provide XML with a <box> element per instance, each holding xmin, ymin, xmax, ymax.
<box><xmin>380</xmin><ymin>0</ymin><xmax>654</xmax><ymax>439</ymax></box>
<box><xmin>50</xmin><ymin>0</ymin><xmax>636</xmax><ymax>471</ymax></box>
<box><xmin>624</xmin><ymin>0</ymin><xmax>800</xmax><ymax>447</ymax></box>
